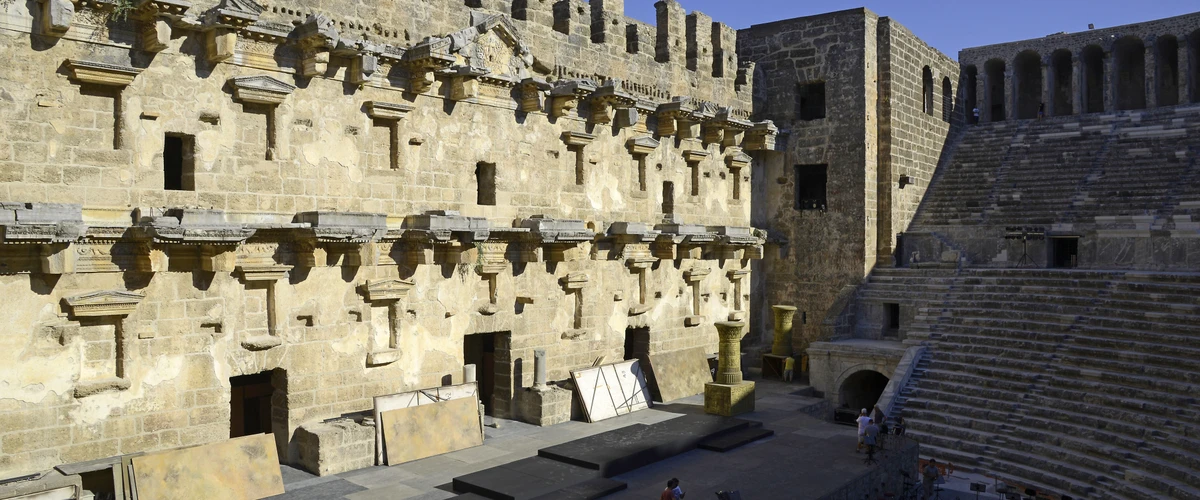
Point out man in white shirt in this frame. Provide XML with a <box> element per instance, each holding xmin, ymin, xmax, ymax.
<box><xmin>856</xmin><ymin>408</ymin><xmax>871</xmax><ymax>452</ymax></box>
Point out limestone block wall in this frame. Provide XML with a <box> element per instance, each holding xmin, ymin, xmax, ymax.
<box><xmin>739</xmin><ymin>9</ymin><xmax>875</xmax><ymax>351</ymax></box>
<box><xmin>0</xmin><ymin>0</ymin><xmax>767</xmax><ymax>478</ymax></box>
<box><xmin>875</xmin><ymin>18</ymin><xmax>959</xmax><ymax>265</ymax></box>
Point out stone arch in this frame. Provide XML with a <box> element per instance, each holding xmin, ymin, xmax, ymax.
<box><xmin>964</xmin><ymin>65</ymin><xmax>979</xmax><ymax>123</ymax></box>
<box><xmin>941</xmin><ymin>76</ymin><xmax>953</xmax><ymax>122</ymax></box>
<box><xmin>1081</xmin><ymin>45</ymin><xmax>1105</xmax><ymax>113</ymax></box>
<box><xmin>922</xmin><ymin>66</ymin><xmax>934</xmax><ymax>115</ymax></box>
<box><xmin>1155</xmin><ymin>35</ymin><xmax>1180</xmax><ymax>107</ymax></box>
<box><xmin>1113</xmin><ymin>36</ymin><xmax>1146</xmax><ymax>110</ymax></box>
<box><xmin>1190</xmin><ymin>30</ymin><xmax>1200</xmax><ymax>103</ymax></box>
<box><xmin>1051</xmin><ymin>49</ymin><xmax>1073</xmax><ymax>116</ymax></box>
<box><xmin>1013</xmin><ymin>50</ymin><xmax>1042</xmax><ymax>119</ymax></box>
<box><xmin>985</xmin><ymin>58</ymin><xmax>1006</xmax><ymax>121</ymax></box>
<box><xmin>838</xmin><ymin>368</ymin><xmax>890</xmax><ymax>412</ymax></box>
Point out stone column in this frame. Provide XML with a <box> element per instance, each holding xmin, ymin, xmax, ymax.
<box><xmin>1072</xmin><ymin>52</ymin><xmax>1082</xmax><ymax>115</ymax></box>
<box><xmin>1145</xmin><ymin>41</ymin><xmax>1157</xmax><ymax>108</ymax></box>
<box><xmin>533</xmin><ymin>349</ymin><xmax>547</xmax><ymax>388</ymax></box>
<box><xmin>1103</xmin><ymin>51</ymin><xmax>1115</xmax><ymax>112</ymax></box>
<box><xmin>715</xmin><ymin>321</ymin><xmax>745</xmax><ymax>384</ymax></box>
<box><xmin>705</xmin><ymin>321</ymin><xmax>755</xmax><ymax>416</ymax></box>
<box><xmin>1178</xmin><ymin>41</ymin><xmax>1190</xmax><ymax>105</ymax></box>
<box><xmin>463</xmin><ymin>364</ymin><xmax>477</xmax><ymax>384</ymax></box>
<box><xmin>1040</xmin><ymin>60</ymin><xmax>1050</xmax><ymax>116</ymax></box>
<box><xmin>1004</xmin><ymin>68</ymin><xmax>1015</xmax><ymax>121</ymax></box>
<box><xmin>770</xmin><ymin>305</ymin><xmax>796</xmax><ymax>356</ymax></box>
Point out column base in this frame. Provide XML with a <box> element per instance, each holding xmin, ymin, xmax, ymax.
<box><xmin>704</xmin><ymin>381</ymin><xmax>755</xmax><ymax>416</ymax></box>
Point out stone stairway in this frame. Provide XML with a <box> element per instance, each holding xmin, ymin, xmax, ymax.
<box><xmin>854</xmin><ymin>268</ymin><xmax>1200</xmax><ymax>500</ymax></box>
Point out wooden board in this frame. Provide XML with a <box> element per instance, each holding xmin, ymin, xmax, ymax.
<box><xmin>646</xmin><ymin>347</ymin><xmax>712</xmax><ymax>403</ymax></box>
<box><xmin>130</xmin><ymin>433</ymin><xmax>284</xmax><ymax>500</ymax></box>
<box><xmin>570</xmin><ymin>360</ymin><xmax>652</xmax><ymax>422</ymax></box>
<box><xmin>380</xmin><ymin>396</ymin><xmax>483</xmax><ymax>466</ymax></box>
<box><xmin>373</xmin><ymin>382</ymin><xmax>478</xmax><ymax>465</ymax></box>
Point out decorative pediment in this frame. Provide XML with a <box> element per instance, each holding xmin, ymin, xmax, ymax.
<box><xmin>448</xmin><ymin>14</ymin><xmax>532</xmax><ymax>81</ymax></box>
<box><xmin>205</xmin><ymin>0</ymin><xmax>262</xmax><ymax>27</ymax></box>
<box><xmin>560</xmin><ymin>272</ymin><xmax>589</xmax><ymax>291</ymax></box>
<box><xmin>360</xmin><ymin>278</ymin><xmax>415</xmax><ymax>302</ymax></box>
<box><xmin>65</xmin><ymin>60</ymin><xmax>142</xmax><ymax>87</ymax></box>
<box><xmin>561</xmin><ymin>131</ymin><xmax>596</xmax><ymax>148</ymax></box>
<box><xmin>683</xmin><ymin>266</ymin><xmax>711</xmax><ymax>283</ymax></box>
<box><xmin>63</xmin><ymin>290</ymin><xmax>145</xmax><ymax>317</ymax></box>
<box><xmin>365</xmin><ymin>101</ymin><xmax>415</xmax><ymax>121</ymax></box>
<box><xmin>626</xmin><ymin>137</ymin><xmax>660</xmax><ymax>156</ymax></box>
<box><xmin>228</xmin><ymin>75</ymin><xmax>295</xmax><ymax>105</ymax></box>
<box><xmin>725</xmin><ymin>150</ymin><xmax>752</xmax><ymax>169</ymax></box>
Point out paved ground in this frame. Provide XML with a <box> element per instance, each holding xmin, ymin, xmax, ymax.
<box><xmin>268</xmin><ymin>377</ymin><xmax>887</xmax><ymax>500</ymax></box>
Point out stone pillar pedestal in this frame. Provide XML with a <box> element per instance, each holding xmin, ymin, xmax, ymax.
<box><xmin>770</xmin><ymin>305</ymin><xmax>796</xmax><ymax>356</ymax></box>
<box><xmin>705</xmin><ymin>321</ymin><xmax>755</xmax><ymax>416</ymax></box>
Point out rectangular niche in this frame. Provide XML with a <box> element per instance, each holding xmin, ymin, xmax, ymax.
<box><xmin>794</xmin><ymin>164</ymin><xmax>827</xmax><ymax>211</ymax></box>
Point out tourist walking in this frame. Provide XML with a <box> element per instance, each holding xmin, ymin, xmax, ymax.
<box><xmin>856</xmin><ymin>408</ymin><xmax>871</xmax><ymax>451</ymax></box>
<box><xmin>922</xmin><ymin>459</ymin><xmax>941</xmax><ymax>499</ymax></box>
<box><xmin>661</xmin><ymin>478</ymin><xmax>685</xmax><ymax>500</ymax></box>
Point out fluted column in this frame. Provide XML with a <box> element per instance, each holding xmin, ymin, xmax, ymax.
<box><xmin>770</xmin><ymin>305</ymin><xmax>796</xmax><ymax>356</ymax></box>
<box><xmin>715</xmin><ymin>321</ymin><xmax>745</xmax><ymax>385</ymax></box>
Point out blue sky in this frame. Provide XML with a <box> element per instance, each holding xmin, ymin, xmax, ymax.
<box><xmin>621</xmin><ymin>1</ymin><xmax>1199</xmax><ymax>59</ymax></box>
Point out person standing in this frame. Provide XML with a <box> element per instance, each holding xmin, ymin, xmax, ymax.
<box><xmin>864</xmin><ymin>418</ymin><xmax>880</xmax><ymax>453</ymax></box>
<box><xmin>922</xmin><ymin>459</ymin><xmax>941</xmax><ymax>499</ymax></box>
<box><xmin>661</xmin><ymin>478</ymin><xmax>685</xmax><ymax>500</ymax></box>
<box><xmin>783</xmin><ymin>356</ymin><xmax>795</xmax><ymax>382</ymax></box>
<box><xmin>856</xmin><ymin>408</ymin><xmax>871</xmax><ymax>452</ymax></box>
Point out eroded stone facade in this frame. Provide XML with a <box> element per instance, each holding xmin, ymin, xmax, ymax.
<box><xmin>0</xmin><ymin>0</ymin><xmax>771</xmax><ymax>477</ymax></box>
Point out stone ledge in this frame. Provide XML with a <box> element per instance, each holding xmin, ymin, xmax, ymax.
<box><xmin>241</xmin><ymin>335</ymin><xmax>283</xmax><ymax>351</ymax></box>
<box><xmin>366</xmin><ymin>349</ymin><xmax>401</xmax><ymax>366</ymax></box>
<box><xmin>75</xmin><ymin>377</ymin><xmax>132</xmax><ymax>398</ymax></box>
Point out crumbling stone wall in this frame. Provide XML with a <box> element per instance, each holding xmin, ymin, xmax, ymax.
<box><xmin>0</xmin><ymin>0</ymin><xmax>769</xmax><ymax>478</ymax></box>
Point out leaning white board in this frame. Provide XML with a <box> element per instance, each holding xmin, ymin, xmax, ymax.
<box><xmin>570</xmin><ymin>359</ymin><xmax>652</xmax><ymax>422</ymax></box>
<box><xmin>372</xmin><ymin>382</ymin><xmax>478</xmax><ymax>465</ymax></box>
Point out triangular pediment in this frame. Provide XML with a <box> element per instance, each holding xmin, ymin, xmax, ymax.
<box><xmin>217</xmin><ymin>0</ymin><xmax>263</xmax><ymax>15</ymax></box>
<box><xmin>229</xmin><ymin>75</ymin><xmax>295</xmax><ymax>94</ymax></box>
<box><xmin>626</xmin><ymin>136</ymin><xmax>660</xmax><ymax>155</ymax></box>
<box><xmin>63</xmin><ymin>290</ymin><xmax>145</xmax><ymax>317</ymax></box>
<box><xmin>448</xmin><ymin>14</ymin><xmax>532</xmax><ymax>80</ymax></box>
<box><xmin>361</xmin><ymin>278</ymin><xmax>415</xmax><ymax>302</ymax></box>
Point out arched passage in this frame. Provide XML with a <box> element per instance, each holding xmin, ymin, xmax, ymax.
<box><xmin>922</xmin><ymin>66</ymin><xmax>934</xmax><ymax>115</ymax></box>
<box><xmin>1190</xmin><ymin>31</ymin><xmax>1200</xmax><ymax>103</ymax></box>
<box><xmin>964</xmin><ymin>65</ymin><xmax>978</xmax><ymax>123</ymax></box>
<box><xmin>839</xmin><ymin>370</ymin><xmax>890</xmax><ymax>412</ymax></box>
<box><xmin>1113</xmin><ymin>36</ymin><xmax>1146</xmax><ymax>110</ymax></box>
<box><xmin>1014</xmin><ymin>50</ymin><xmax>1042</xmax><ymax>119</ymax></box>
<box><xmin>985</xmin><ymin>59</ymin><xmax>1006</xmax><ymax>121</ymax></box>
<box><xmin>1082</xmin><ymin>45</ymin><xmax>1105</xmax><ymax>113</ymax></box>
<box><xmin>1156</xmin><ymin>35</ymin><xmax>1180</xmax><ymax>107</ymax></box>
<box><xmin>1051</xmin><ymin>49</ymin><xmax>1073</xmax><ymax>115</ymax></box>
<box><xmin>942</xmin><ymin>77</ymin><xmax>953</xmax><ymax>122</ymax></box>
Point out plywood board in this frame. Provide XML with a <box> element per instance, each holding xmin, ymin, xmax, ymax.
<box><xmin>646</xmin><ymin>347</ymin><xmax>712</xmax><ymax>402</ymax></box>
<box><xmin>373</xmin><ymin>382</ymin><xmax>478</xmax><ymax>464</ymax></box>
<box><xmin>130</xmin><ymin>433</ymin><xmax>284</xmax><ymax>500</ymax></box>
<box><xmin>570</xmin><ymin>360</ymin><xmax>652</xmax><ymax>422</ymax></box>
<box><xmin>380</xmin><ymin>396</ymin><xmax>483</xmax><ymax>465</ymax></box>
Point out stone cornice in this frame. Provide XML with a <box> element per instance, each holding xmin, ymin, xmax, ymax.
<box><xmin>63</xmin><ymin>290</ymin><xmax>145</xmax><ymax>317</ymax></box>
<box><xmin>65</xmin><ymin>59</ymin><xmax>142</xmax><ymax>87</ymax></box>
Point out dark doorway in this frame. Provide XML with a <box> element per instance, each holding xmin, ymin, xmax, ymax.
<box><xmin>1156</xmin><ymin>36</ymin><xmax>1180</xmax><ymax>107</ymax></box>
<box><xmin>662</xmin><ymin>181</ymin><xmax>674</xmax><ymax>215</ymax></box>
<box><xmin>230</xmin><ymin>372</ymin><xmax>274</xmax><ymax>438</ymax></box>
<box><xmin>922</xmin><ymin>66</ymin><xmax>934</xmax><ymax>116</ymax></box>
<box><xmin>1113</xmin><ymin>36</ymin><xmax>1146</xmax><ymax>110</ymax></box>
<box><xmin>985</xmin><ymin>59</ymin><xmax>1006</xmax><ymax>121</ymax></box>
<box><xmin>840</xmin><ymin>370</ymin><xmax>890</xmax><ymax>412</ymax></box>
<box><xmin>1051</xmin><ymin>237</ymin><xmax>1079</xmax><ymax>269</ymax></box>
<box><xmin>1082</xmin><ymin>45</ymin><xmax>1105</xmax><ymax>113</ymax></box>
<box><xmin>464</xmin><ymin>332</ymin><xmax>497</xmax><ymax>415</ymax></box>
<box><xmin>965</xmin><ymin>65</ymin><xmax>978</xmax><ymax>123</ymax></box>
<box><xmin>794</xmin><ymin>164</ymin><xmax>828</xmax><ymax>211</ymax></box>
<box><xmin>1014</xmin><ymin>50</ymin><xmax>1042</xmax><ymax>119</ymax></box>
<box><xmin>163</xmin><ymin>134</ymin><xmax>195</xmax><ymax>191</ymax></box>
<box><xmin>1051</xmin><ymin>49</ymin><xmax>1073</xmax><ymax>116</ymax></box>
<box><xmin>624</xmin><ymin>327</ymin><xmax>650</xmax><ymax>367</ymax></box>
<box><xmin>884</xmin><ymin>303</ymin><xmax>900</xmax><ymax>336</ymax></box>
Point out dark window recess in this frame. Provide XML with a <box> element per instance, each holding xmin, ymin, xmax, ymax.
<box><xmin>464</xmin><ymin>333</ymin><xmax>496</xmax><ymax>415</ymax></box>
<box><xmin>1051</xmin><ymin>238</ymin><xmax>1079</xmax><ymax>269</ymax></box>
<box><xmin>885</xmin><ymin>303</ymin><xmax>901</xmax><ymax>330</ymax></box>
<box><xmin>797</xmin><ymin>81</ymin><xmax>826</xmax><ymax>121</ymax></box>
<box><xmin>476</xmin><ymin>162</ymin><xmax>496</xmax><ymax>206</ymax></box>
<box><xmin>662</xmin><ymin>181</ymin><xmax>675</xmax><ymax>215</ymax></box>
<box><xmin>163</xmin><ymin>134</ymin><xmax>195</xmax><ymax>191</ymax></box>
<box><xmin>794</xmin><ymin>164</ymin><xmax>828</xmax><ymax>211</ymax></box>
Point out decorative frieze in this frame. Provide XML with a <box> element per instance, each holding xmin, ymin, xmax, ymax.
<box><xmin>402</xmin><ymin>36</ymin><xmax>455</xmax><ymax>94</ymax></box>
<box><xmin>549</xmin><ymin>80</ymin><xmax>596</xmax><ymax>118</ymax></box>
<box><xmin>201</xmin><ymin>0</ymin><xmax>263</xmax><ymax>63</ymax></box>
<box><xmin>295</xmin><ymin>14</ymin><xmax>339</xmax><ymax>78</ymax></box>
<box><xmin>744</xmin><ymin>120</ymin><xmax>778</xmax><ymax>151</ymax></box>
<box><xmin>133</xmin><ymin>0</ymin><xmax>192</xmax><ymax>52</ymax></box>
<box><xmin>519</xmin><ymin>78</ymin><xmax>552</xmax><ymax>113</ymax></box>
<box><xmin>62</xmin><ymin>290</ymin><xmax>146</xmax><ymax>318</ymax></box>
<box><xmin>589</xmin><ymin>80</ymin><xmax>637</xmax><ymax>125</ymax></box>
